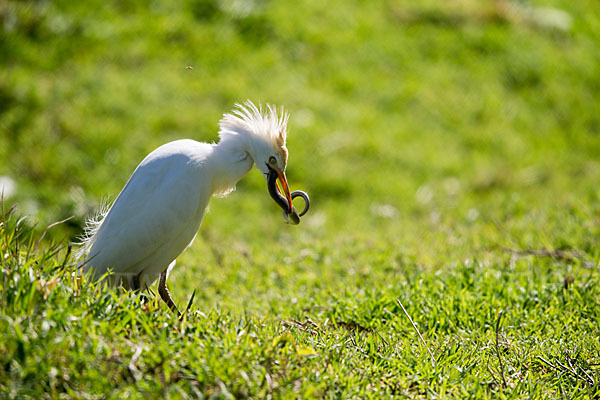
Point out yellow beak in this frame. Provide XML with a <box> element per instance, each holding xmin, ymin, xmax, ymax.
<box><xmin>275</xmin><ymin>168</ymin><xmax>293</xmax><ymax>214</ymax></box>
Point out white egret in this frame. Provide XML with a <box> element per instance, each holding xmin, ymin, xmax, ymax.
<box><xmin>79</xmin><ymin>101</ymin><xmax>309</xmax><ymax>314</ymax></box>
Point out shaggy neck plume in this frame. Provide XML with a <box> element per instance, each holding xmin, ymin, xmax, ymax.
<box><xmin>209</xmin><ymin>130</ymin><xmax>254</xmax><ymax>197</ymax></box>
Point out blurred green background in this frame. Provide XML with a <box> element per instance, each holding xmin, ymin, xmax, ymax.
<box><xmin>1</xmin><ymin>0</ymin><xmax>599</xmax><ymax>261</ymax></box>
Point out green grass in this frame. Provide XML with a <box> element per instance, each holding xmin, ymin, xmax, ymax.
<box><xmin>1</xmin><ymin>0</ymin><xmax>600</xmax><ymax>397</ymax></box>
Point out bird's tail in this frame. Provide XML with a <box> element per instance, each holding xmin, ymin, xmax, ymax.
<box><xmin>74</xmin><ymin>197</ymin><xmax>112</xmax><ymax>263</ymax></box>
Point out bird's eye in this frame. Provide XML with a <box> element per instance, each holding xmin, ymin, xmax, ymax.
<box><xmin>269</xmin><ymin>156</ymin><xmax>277</xmax><ymax>166</ymax></box>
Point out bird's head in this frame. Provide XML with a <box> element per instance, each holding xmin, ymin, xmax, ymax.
<box><xmin>219</xmin><ymin>101</ymin><xmax>294</xmax><ymax>213</ymax></box>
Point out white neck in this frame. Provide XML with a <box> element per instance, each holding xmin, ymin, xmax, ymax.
<box><xmin>208</xmin><ymin>134</ymin><xmax>255</xmax><ymax>196</ymax></box>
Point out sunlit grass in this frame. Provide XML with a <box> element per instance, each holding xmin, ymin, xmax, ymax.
<box><xmin>1</xmin><ymin>201</ymin><xmax>599</xmax><ymax>398</ymax></box>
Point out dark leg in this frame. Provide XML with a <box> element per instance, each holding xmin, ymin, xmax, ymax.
<box><xmin>158</xmin><ymin>269</ymin><xmax>180</xmax><ymax>316</ymax></box>
<box><xmin>129</xmin><ymin>272</ymin><xmax>152</xmax><ymax>307</ymax></box>
<box><xmin>131</xmin><ymin>273</ymin><xmax>141</xmax><ymax>292</ymax></box>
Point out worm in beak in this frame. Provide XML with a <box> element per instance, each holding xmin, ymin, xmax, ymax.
<box><xmin>267</xmin><ymin>166</ymin><xmax>310</xmax><ymax>224</ymax></box>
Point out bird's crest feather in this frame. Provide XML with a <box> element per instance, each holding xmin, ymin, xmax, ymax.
<box><xmin>218</xmin><ymin>101</ymin><xmax>289</xmax><ymax>162</ymax></box>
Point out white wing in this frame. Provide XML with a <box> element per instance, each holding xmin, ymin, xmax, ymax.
<box><xmin>84</xmin><ymin>140</ymin><xmax>212</xmax><ymax>283</ymax></box>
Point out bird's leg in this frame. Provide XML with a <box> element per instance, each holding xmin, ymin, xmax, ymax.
<box><xmin>130</xmin><ymin>273</ymin><xmax>153</xmax><ymax>306</ymax></box>
<box><xmin>131</xmin><ymin>273</ymin><xmax>141</xmax><ymax>292</ymax></box>
<box><xmin>158</xmin><ymin>269</ymin><xmax>180</xmax><ymax>316</ymax></box>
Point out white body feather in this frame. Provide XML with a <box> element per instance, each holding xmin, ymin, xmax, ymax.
<box><xmin>82</xmin><ymin>140</ymin><xmax>215</xmax><ymax>285</ymax></box>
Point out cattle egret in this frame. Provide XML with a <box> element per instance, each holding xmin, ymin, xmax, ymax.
<box><xmin>79</xmin><ymin>101</ymin><xmax>309</xmax><ymax>314</ymax></box>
